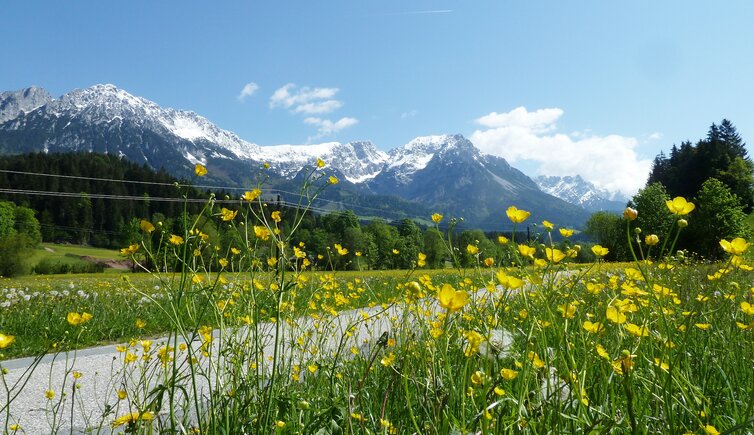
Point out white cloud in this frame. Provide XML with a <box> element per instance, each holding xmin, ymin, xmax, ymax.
<box><xmin>305</xmin><ymin>116</ymin><xmax>359</xmax><ymax>138</ymax></box>
<box><xmin>294</xmin><ymin>100</ymin><xmax>343</xmax><ymax>114</ymax></box>
<box><xmin>647</xmin><ymin>132</ymin><xmax>664</xmax><ymax>141</ymax></box>
<box><xmin>269</xmin><ymin>83</ymin><xmax>341</xmax><ymax>114</ymax></box>
<box><xmin>401</xmin><ymin>109</ymin><xmax>417</xmax><ymax>119</ymax></box>
<box><xmin>470</xmin><ymin>106</ymin><xmax>651</xmax><ymax>198</ymax></box>
<box><xmin>236</xmin><ymin>82</ymin><xmax>259</xmax><ymax>102</ymax></box>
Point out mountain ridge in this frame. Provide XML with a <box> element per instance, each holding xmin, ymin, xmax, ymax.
<box><xmin>0</xmin><ymin>84</ymin><xmax>592</xmax><ymax>227</ymax></box>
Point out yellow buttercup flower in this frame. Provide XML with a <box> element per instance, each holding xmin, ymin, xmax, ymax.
<box><xmin>316</xmin><ymin>158</ymin><xmax>325</xmax><ymax>168</ymax></box>
<box><xmin>120</xmin><ymin>244</ymin><xmax>139</xmax><ymax>255</ymax></box>
<box><xmin>140</xmin><ymin>220</ymin><xmax>155</xmax><ymax>233</ymax></box>
<box><xmin>645</xmin><ymin>234</ymin><xmax>659</xmax><ymax>246</ymax></box>
<box><xmin>220</xmin><ymin>208</ymin><xmax>238</xmax><ymax>221</ymax></box>
<box><xmin>417</xmin><ymin>252</ymin><xmax>427</xmax><ymax>267</ymax></box>
<box><xmin>583</xmin><ymin>321</ymin><xmax>603</xmax><ymax>333</ymax></box>
<box><xmin>720</xmin><ymin>237</ymin><xmax>750</xmax><ymax>255</ymax></box>
<box><xmin>431</xmin><ymin>213</ymin><xmax>443</xmax><ymax>224</ymax></box>
<box><xmin>666</xmin><ymin>197</ymin><xmax>695</xmax><ymax>215</ymax></box>
<box><xmin>271</xmin><ymin>211</ymin><xmax>282</xmax><ymax>222</ymax></box>
<box><xmin>328</xmin><ymin>175</ymin><xmax>339</xmax><ymax>185</ymax></box>
<box><xmin>483</xmin><ymin>257</ymin><xmax>494</xmax><ymax>267</ymax></box>
<box><xmin>67</xmin><ymin>312</ymin><xmax>93</xmax><ymax>326</ymax></box>
<box><xmin>500</xmin><ymin>368</ymin><xmax>519</xmax><ymax>380</ymax></box>
<box><xmin>169</xmin><ymin>234</ymin><xmax>184</xmax><ymax>245</ymax></box>
<box><xmin>592</xmin><ymin>245</ymin><xmax>609</xmax><ymax>257</ymax></box>
<box><xmin>606</xmin><ymin>306</ymin><xmax>627</xmax><ymax>324</ymax></box>
<box><xmin>194</xmin><ymin>163</ymin><xmax>207</xmax><ymax>177</ymax></box>
<box><xmin>497</xmin><ymin>235</ymin><xmax>509</xmax><ymax>245</ymax></box>
<box><xmin>506</xmin><ymin>206</ymin><xmax>530</xmax><ymax>223</ymax></box>
<box><xmin>242</xmin><ymin>189</ymin><xmax>261</xmax><ymax>201</ymax></box>
<box><xmin>559</xmin><ymin>228</ymin><xmax>574</xmax><ymax>237</ymax></box>
<box><xmin>253</xmin><ymin>226</ymin><xmax>271</xmax><ymax>241</ymax></box>
<box><xmin>466</xmin><ymin>244</ymin><xmax>479</xmax><ymax>255</ymax></box>
<box><xmin>438</xmin><ymin>284</ymin><xmax>468</xmax><ymax>312</ymax></box>
<box><xmin>334</xmin><ymin>244</ymin><xmax>349</xmax><ymax>256</ymax></box>
<box><xmin>741</xmin><ymin>301</ymin><xmax>754</xmax><ymax>316</ymax></box>
<box><xmin>496</xmin><ymin>271</ymin><xmax>525</xmax><ymax>290</ymax></box>
<box><xmin>624</xmin><ymin>323</ymin><xmax>649</xmax><ymax>337</ymax></box>
<box><xmin>112</xmin><ymin>411</ymin><xmax>155</xmax><ymax>428</ymax></box>
<box><xmin>517</xmin><ymin>244</ymin><xmax>536</xmax><ymax>259</ymax></box>
<box><xmin>545</xmin><ymin>247</ymin><xmax>566</xmax><ymax>263</ymax></box>
<box><xmin>0</xmin><ymin>333</ymin><xmax>15</xmax><ymax>349</ymax></box>
<box><xmin>623</xmin><ymin>207</ymin><xmax>638</xmax><ymax>221</ymax></box>
<box><xmin>542</xmin><ymin>220</ymin><xmax>554</xmax><ymax>231</ymax></box>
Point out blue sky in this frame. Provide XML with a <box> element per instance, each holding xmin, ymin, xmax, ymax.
<box><xmin>2</xmin><ymin>1</ymin><xmax>754</xmax><ymax>197</ymax></box>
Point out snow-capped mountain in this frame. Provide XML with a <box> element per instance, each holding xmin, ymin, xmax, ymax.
<box><xmin>368</xmin><ymin>135</ymin><xmax>589</xmax><ymax>227</ymax></box>
<box><xmin>535</xmin><ymin>175</ymin><xmax>626</xmax><ymax>212</ymax></box>
<box><xmin>0</xmin><ymin>84</ymin><xmax>591</xmax><ymax>227</ymax></box>
<box><xmin>257</xmin><ymin>140</ymin><xmax>388</xmax><ymax>183</ymax></box>
<box><xmin>0</xmin><ymin>87</ymin><xmax>53</xmax><ymax>124</ymax></box>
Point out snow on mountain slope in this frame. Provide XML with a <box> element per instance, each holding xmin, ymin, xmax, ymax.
<box><xmin>535</xmin><ymin>175</ymin><xmax>626</xmax><ymax>212</ymax></box>
<box><xmin>256</xmin><ymin>140</ymin><xmax>388</xmax><ymax>182</ymax></box>
<box><xmin>0</xmin><ymin>87</ymin><xmax>53</xmax><ymax>124</ymax></box>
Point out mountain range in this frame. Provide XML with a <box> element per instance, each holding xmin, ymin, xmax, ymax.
<box><xmin>0</xmin><ymin>84</ymin><xmax>603</xmax><ymax>228</ymax></box>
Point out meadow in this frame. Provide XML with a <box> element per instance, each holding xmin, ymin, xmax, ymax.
<box><xmin>1</xmin><ymin>163</ymin><xmax>753</xmax><ymax>434</ymax></box>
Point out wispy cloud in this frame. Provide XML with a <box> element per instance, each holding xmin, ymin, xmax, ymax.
<box><xmin>236</xmin><ymin>82</ymin><xmax>259</xmax><ymax>102</ymax></box>
<box><xmin>270</xmin><ymin>83</ymin><xmax>358</xmax><ymax>138</ymax></box>
<box><xmin>270</xmin><ymin>83</ymin><xmax>341</xmax><ymax>114</ymax></box>
<box><xmin>305</xmin><ymin>117</ymin><xmax>359</xmax><ymax>139</ymax></box>
<box><xmin>401</xmin><ymin>109</ymin><xmax>417</xmax><ymax>119</ymax></box>
<box><xmin>470</xmin><ymin>106</ymin><xmax>651</xmax><ymax>198</ymax></box>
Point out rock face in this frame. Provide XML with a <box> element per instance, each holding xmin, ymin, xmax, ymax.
<box><xmin>0</xmin><ymin>87</ymin><xmax>53</xmax><ymax>124</ymax></box>
<box><xmin>0</xmin><ymin>84</ymin><xmax>591</xmax><ymax>227</ymax></box>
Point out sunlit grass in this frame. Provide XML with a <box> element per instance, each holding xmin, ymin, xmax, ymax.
<box><xmin>1</xmin><ymin>164</ymin><xmax>753</xmax><ymax>434</ymax></box>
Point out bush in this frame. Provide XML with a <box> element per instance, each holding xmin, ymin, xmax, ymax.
<box><xmin>32</xmin><ymin>257</ymin><xmax>105</xmax><ymax>275</ymax></box>
<box><xmin>0</xmin><ymin>235</ymin><xmax>32</xmax><ymax>277</ymax></box>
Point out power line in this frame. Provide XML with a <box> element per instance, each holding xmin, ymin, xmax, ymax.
<box><xmin>0</xmin><ymin>168</ymin><xmax>523</xmax><ymax>231</ymax></box>
<box><xmin>0</xmin><ymin>168</ymin><xmax>421</xmax><ymax>220</ymax></box>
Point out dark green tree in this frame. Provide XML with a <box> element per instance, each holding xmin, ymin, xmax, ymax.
<box><xmin>685</xmin><ymin>178</ymin><xmax>750</xmax><ymax>259</ymax></box>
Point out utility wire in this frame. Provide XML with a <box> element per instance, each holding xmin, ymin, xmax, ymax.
<box><xmin>0</xmin><ymin>168</ymin><xmax>417</xmax><ymax>220</ymax></box>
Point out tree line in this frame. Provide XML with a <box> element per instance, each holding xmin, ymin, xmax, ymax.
<box><xmin>586</xmin><ymin>120</ymin><xmax>753</xmax><ymax>260</ymax></box>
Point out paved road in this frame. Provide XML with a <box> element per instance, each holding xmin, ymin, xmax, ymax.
<box><xmin>0</xmin><ymin>299</ymin><xmax>418</xmax><ymax>434</ymax></box>
<box><xmin>0</xmin><ymin>284</ymin><xmax>516</xmax><ymax>434</ymax></box>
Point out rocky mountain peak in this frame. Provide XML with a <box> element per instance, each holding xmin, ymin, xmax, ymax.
<box><xmin>0</xmin><ymin>86</ymin><xmax>54</xmax><ymax>124</ymax></box>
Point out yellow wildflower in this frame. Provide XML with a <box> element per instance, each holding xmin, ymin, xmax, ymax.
<box><xmin>545</xmin><ymin>247</ymin><xmax>566</xmax><ymax>263</ymax></box>
<box><xmin>559</xmin><ymin>228</ymin><xmax>574</xmax><ymax>237</ymax></box>
<box><xmin>0</xmin><ymin>333</ymin><xmax>15</xmax><ymax>349</ymax></box>
<box><xmin>518</xmin><ymin>244</ymin><xmax>536</xmax><ymax>259</ymax></box>
<box><xmin>666</xmin><ymin>197</ymin><xmax>695</xmax><ymax>215</ymax></box>
<box><xmin>139</xmin><ymin>220</ymin><xmax>155</xmax><ymax>233</ymax></box>
<box><xmin>506</xmin><ymin>206</ymin><xmax>530</xmax><ymax>223</ymax></box>
<box><xmin>720</xmin><ymin>237</ymin><xmax>750</xmax><ymax>255</ymax></box>
<box><xmin>67</xmin><ymin>312</ymin><xmax>93</xmax><ymax>326</ymax></box>
<box><xmin>120</xmin><ymin>244</ymin><xmax>139</xmax><ymax>255</ymax></box>
<box><xmin>169</xmin><ymin>234</ymin><xmax>184</xmax><ymax>245</ymax></box>
<box><xmin>316</xmin><ymin>158</ymin><xmax>325</xmax><ymax>168</ymax></box>
<box><xmin>242</xmin><ymin>189</ymin><xmax>261</xmax><ymax>201</ymax></box>
<box><xmin>466</xmin><ymin>244</ymin><xmax>479</xmax><ymax>255</ymax></box>
<box><xmin>328</xmin><ymin>175</ymin><xmax>339</xmax><ymax>185</ymax></box>
<box><xmin>431</xmin><ymin>213</ymin><xmax>443</xmax><ymax>223</ymax></box>
<box><xmin>271</xmin><ymin>211</ymin><xmax>282</xmax><ymax>222</ymax></box>
<box><xmin>194</xmin><ymin>163</ymin><xmax>207</xmax><ymax>177</ymax></box>
<box><xmin>645</xmin><ymin>234</ymin><xmax>659</xmax><ymax>246</ymax></box>
<box><xmin>438</xmin><ymin>284</ymin><xmax>468</xmax><ymax>312</ymax></box>
<box><xmin>592</xmin><ymin>245</ymin><xmax>609</xmax><ymax>257</ymax></box>
<box><xmin>112</xmin><ymin>411</ymin><xmax>155</xmax><ymax>428</ymax></box>
<box><xmin>542</xmin><ymin>220</ymin><xmax>554</xmax><ymax>231</ymax></box>
<box><xmin>220</xmin><ymin>208</ymin><xmax>238</xmax><ymax>221</ymax></box>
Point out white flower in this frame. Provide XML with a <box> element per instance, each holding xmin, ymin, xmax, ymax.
<box><xmin>477</xmin><ymin>329</ymin><xmax>514</xmax><ymax>360</ymax></box>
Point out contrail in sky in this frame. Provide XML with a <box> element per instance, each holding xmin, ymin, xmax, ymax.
<box><xmin>380</xmin><ymin>10</ymin><xmax>453</xmax><ymax>16</ymax></box>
